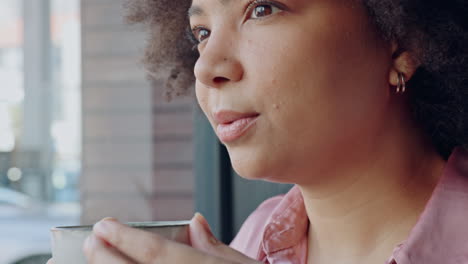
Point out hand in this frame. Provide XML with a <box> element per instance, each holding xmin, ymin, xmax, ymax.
<box><xmin>81</xmin><ymin>213</ymin><xmax>261</xmax><ymax>264</ymax></box>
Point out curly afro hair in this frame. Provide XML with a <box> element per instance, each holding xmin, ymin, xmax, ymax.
<box><xmin>125</xmin><ymin>0</ymin><xmax>468</xmax><ymax>160</ymax></box>
<box><xmin>125</xmin><ymin>0</ymin><xmax>196</xmax><ymax>99</ymax></box>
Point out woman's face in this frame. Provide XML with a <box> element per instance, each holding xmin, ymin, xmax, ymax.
<box><xmin>190</xmin><ymin>0</ymin><xmax>394</xmax><ymax>183</ymax></box>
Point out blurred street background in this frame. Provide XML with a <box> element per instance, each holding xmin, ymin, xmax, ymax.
<box><xmin>1</xmin><ymin>1</ymin><xmax>81</xmax><ymax>263</ymax></box>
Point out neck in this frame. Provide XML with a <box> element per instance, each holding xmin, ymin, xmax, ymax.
<box><xmin>299</xmin><ymin>106</ymin><xmax>446</xmax><ymax>263</ymax></box>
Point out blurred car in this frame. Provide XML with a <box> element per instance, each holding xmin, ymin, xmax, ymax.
<box><xmin>0</xmin><ymin>187</ymin><xmax>80</xmax><ymax>264</ymax></box>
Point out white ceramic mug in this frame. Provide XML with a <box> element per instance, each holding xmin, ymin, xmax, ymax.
<box><xmin>50</xmin><ymin>221</ymin><xmax>191</xmax><ymax>264</ymax></box>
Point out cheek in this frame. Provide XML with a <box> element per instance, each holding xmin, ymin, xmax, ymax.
<box><xmin>250</xmin><ymin>7</ymin><xmax>388</xmax><ymax>122</ymax></box>
<box><xmin>229</xmin><ymin>7</ymin><xmax>391</xmax><ymax>180</ymax></box>
<box><xmin>195</xmin><ymin>81</ymin><xmax>210</xmax><ymax>115</ymax></box>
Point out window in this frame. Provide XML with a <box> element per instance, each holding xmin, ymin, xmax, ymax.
<box><xmin>0</xmin><ymin>0</ymin><xmax>81</xmax><ymax>262</ymax></box>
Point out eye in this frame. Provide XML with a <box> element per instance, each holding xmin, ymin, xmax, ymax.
<box><xmin>192</xmin><ymin>26</ymin><xmax>211</xmax><ymax>43</ymax></box>
<box><xmin>188</xmin><ymin>0</ymin><xmax>285</xmax><ymax>46</ymax></box>
<box><xmin>247</xmin><ymin>1</ymin><xmax>282</xmax><ymax>20</ymax></box>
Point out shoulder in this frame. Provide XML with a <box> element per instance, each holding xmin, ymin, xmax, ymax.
<box><xmin>450</xmin><ymin>146</ymin><xmax>468</xmax><ymax>179</ymax></box>
<box><xmin>229</xmin><ymin>194</ymin><xmax>285</xmax><ymax>259</ymax></box>
<box><xmin>399</xmin><ymin>147</ymin><xmax>468</xmax><ymax>263</ymax></box>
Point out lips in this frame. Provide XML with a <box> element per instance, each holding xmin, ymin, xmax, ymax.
<box><xmin>214</xmin><ymin>110</ymin><xmax>260</xmax><ymax>142</ymax></box>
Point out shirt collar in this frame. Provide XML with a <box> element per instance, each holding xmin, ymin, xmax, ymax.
<box><xmin>262</xmin><ymin>185</ymin><xmax>309</xmax><ymax>254</ymax></box>
<box><xmin>261</xmin><ymin>147</ymin><xmax>468</xmax><ymax>263</ymax></box>
<box><xmin>392</xmin><ymin>146</ymin><xmax>468</xmax><ymax>264</ymax></box>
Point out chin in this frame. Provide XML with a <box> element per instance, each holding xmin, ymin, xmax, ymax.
<box><xmin>229</xmin><ymin>151</ymin><xmax>290</xmax><ymax>183</ymax></box>
<box><xmin>232</xmin><ymin>165</ymin><xmax>268</xmax><ymax>180</ymax></box>
<box><xmin>229</xmin><ymin>151</ymin><xmax>267</xmax><ymax>178</ymax></box>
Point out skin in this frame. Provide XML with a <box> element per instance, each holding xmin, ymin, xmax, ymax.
<box><xmin>192</xmin><ymin>1</ymin><xmax>445</xmax><ymax>263</ymax></box>
<box><xmin>49</xmin><ymin>0</ymin><xmax>447</xmax><ymax>263</ymax></box>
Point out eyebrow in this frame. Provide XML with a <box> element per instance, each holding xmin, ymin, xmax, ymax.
<box><xmin>188</xmin><ymin>0</ymin><xmax>232</xmax><ymax>18</ymax></box>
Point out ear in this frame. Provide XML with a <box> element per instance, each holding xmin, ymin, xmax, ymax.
<box><xmin>388</xmin><ymin>41</ymin><xmax>421</xmax><ymax>86</ymax></box>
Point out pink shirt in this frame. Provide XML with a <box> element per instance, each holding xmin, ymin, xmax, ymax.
<box><xmin>230</xmin><ymin>147</ymin><xmax>468</xmax><ymax>264</ymax></box>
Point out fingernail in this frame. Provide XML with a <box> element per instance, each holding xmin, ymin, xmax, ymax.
<box><xmin>209</xmin><ymin>236</ymin><xmax>220</xmax><ymax>245</ymax></box>
<box><xmin>102</xmin><ymin>217</ymin><xmax>118</xmax><ymax>222</ymax></box>
<box><xmin>192</xmin><ymin>212</ymin><xmax>201</xmax><ymax>220</ymax></box>
<box><xmin>93</xmin><ymin>219</ymin><xmax>114</xmax><ymax>236</ymax></box>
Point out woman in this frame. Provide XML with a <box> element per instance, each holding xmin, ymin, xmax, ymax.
<box><xmin>50</xmin><ymin>0</ymin><xmax>468</xmax><ymax>263</ymax></box>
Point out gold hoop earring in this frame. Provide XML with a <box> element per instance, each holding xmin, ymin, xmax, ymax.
<box><xmin>396</xmin><ymin>72</ymin><xmax>406</xmax><ymax>94</ymax></box>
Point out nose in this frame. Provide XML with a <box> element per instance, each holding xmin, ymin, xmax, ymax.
<box><xmin>194</xmin><ymin>36</ymin><xmax>244</xmax><ymax>88</ymax></box>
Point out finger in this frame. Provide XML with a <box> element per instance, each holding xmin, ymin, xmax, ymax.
<box><xmin>46</xmin><ymin>259</ymin><xmax>54</xmax><ymax>264</ymax></box>
<box><xmin>189</xmin><ymin>212</ymin><xmax>218</xmax><ymax>247</ymax></box>
<box><xmin>83</xmin><ymin>234</ymin><xmax>135</xmax><ymax>264</ymax></box>
<box><xmin>93</xmin><ymin>218</ymin><xmax>245</xmax><ymax>264</ymax></box>
<box><xmin>190</xmin><ymin>213</ymin><xmax>261</xmax><ymax>264</ymax></box>
<box><xmin>93</xmin><ymin>218</ymin><xmax>170</xmax><ymax>263</ymax></box>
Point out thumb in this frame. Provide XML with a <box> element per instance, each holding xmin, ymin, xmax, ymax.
<box><xmin>189</xmin><ymin>212</ymin><xmax>219</xmax><ymax>248</ymax></box>
<box><xmin>189</xmin><ymin>213</ymin><xmax>260</xmax><ymax>264</ymax></box>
